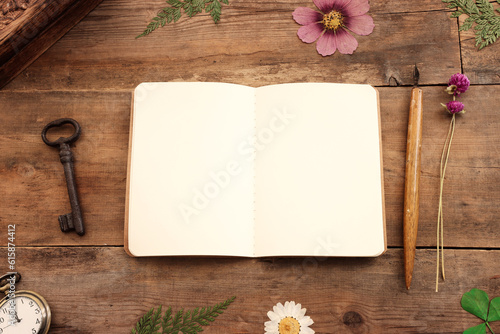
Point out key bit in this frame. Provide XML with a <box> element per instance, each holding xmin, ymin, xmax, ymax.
<box><xmin>59</xmin><ymin>212</ymin><xmax>75</xmax><ymax>232</ymax></box>
<box><xmin>41</xmin><ymin>118</ymin><xmax>85</xmax><ymax>236</ymax></box>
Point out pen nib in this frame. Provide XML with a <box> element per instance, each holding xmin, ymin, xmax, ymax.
<box><xmin>413</xmin><ymin>64</ymin><xmax>420</xmax><ymax>87</ymax></box>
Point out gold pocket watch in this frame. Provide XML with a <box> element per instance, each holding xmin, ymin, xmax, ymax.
<box><xmin>0</xmin><ymin>273</ymin><xmax>51</xmax><ymax>334</ymax></box>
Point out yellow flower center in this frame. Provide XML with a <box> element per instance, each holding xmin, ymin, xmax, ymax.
<box><xmin>278</xmin><ymin>316</ymin><xmax>301</xmax><ymax>334</ymax></box>
<box><xmin>322</xmin><ymin>10</ymin><xmax>344</xmax><ymax>31</ymax></box>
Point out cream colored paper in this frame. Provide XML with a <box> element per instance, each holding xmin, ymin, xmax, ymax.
<box><xmin>128</xmin><ymin>82</ymin><xmax>255</xmax><ymax>256</ymax></box>
<box><xmin>254</xmin><ymin>83</ymin><xmax>385</xmax><ymax>257</ymax></box>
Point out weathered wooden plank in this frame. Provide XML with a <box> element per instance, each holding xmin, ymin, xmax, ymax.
<box><xmin>0</xmin><ymin>0</ymin><xmax>104</xmax><ymax>89</ymax></box>
<box><xmin>0</xmin><ymin>91</ymin><xmax>130</xmax><ymax>245</ymax></box>
<box><xmin>223</xmin><ymin>0</ymin><xmax>448</xmax><ymax>13</ymax></box>
<box><xmin>459</xmin><ymin>13</ymin><xmax>500</xmax><ymax>84</ymax></box>
<box><xmin>3</xmin><ymin>0</ymin><xmax>461</xmax><ymax>91</ymax></box>
<box><xmin>7</xmin><ymin>247</ymin><xmax>500</xmax><ymax>333</ymax></box>
<box><xmin>0</xmin><ymin>86</ymin><xmax>498</xmax><ymax>248</ymax></box>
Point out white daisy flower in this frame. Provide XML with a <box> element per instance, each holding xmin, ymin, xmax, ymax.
<box><xmin>264</xmin><ymin>301</ymin><xmax>314</xmax><ymax>334</ymax></box>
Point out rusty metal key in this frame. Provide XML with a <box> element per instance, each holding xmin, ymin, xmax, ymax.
<box><xmin>41</xmin><ymin>118</ymin><xmax>85</xmax><ymax>236</ymax></box>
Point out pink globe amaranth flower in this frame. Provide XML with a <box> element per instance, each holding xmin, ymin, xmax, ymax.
<box><xmin>446</xmin><ymin>73</ymin><xmax>470</xmax><ymax>96</ymax></box>
<box><xmin>292</xmin><ymin>0</ymin><xmax>375</xmax><ymax>56</ymax></box>
<box><xmin>445</xmin><ymin>100</ymin><xmax>465</xmax><ymax>114</ymax></box>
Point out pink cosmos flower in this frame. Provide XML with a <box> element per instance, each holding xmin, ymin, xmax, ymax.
<box><xmin>445</xmin><ymin>100</ymin><xmax>465</xmax><ymax>114</ymax></box>
<box><xmin>446</xmin><ymin>73</ymin><xmax>470</xmax><ymax>96</ymax></box>
<box><xmin>292</xmin><ymin>0</ymin><xmax>375</xmax><ymax>56</ymax></box>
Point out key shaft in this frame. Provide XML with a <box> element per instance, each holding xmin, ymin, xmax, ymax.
<box><xmin>59</xmin><ymin>143</ymin><xmax>85</xmax><ymax>235</ymax></box>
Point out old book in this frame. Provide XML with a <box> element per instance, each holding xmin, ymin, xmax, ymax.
<box><xmin>125</xmin><ymin>82</ymin><xmax>386</xmax><ymax>257</ymax></box>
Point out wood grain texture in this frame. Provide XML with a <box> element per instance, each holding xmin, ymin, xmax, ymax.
<box><xmin>3</xmin><ymin>0</ymin><xmax>461</xmax><ymax>91</ymax></box>
<box><xmin>0</xmin><ymin>86</ymin><xmax>498</xmax><ymax>248</ymax></box>
<box><xmin>0</xmin><ymin>0</ymin><xmax>498</xmax><ymax>332</ymax></box>
<box><xmin>6</xmin><ymin>246</ymin><xmax>500</xmax><ymax>333</ymax></box>
<box><xmin>0</xmin><ymin>0</ymin><xmax>32</xmax><ymax>30</ymax></box>
<box><xmin>0</xmin><ymin>0</ymin><xmax>104</xmax><ymax>89</ymax></box>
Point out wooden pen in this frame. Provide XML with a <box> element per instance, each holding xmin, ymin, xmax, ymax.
<box><xmin>404</xmin><ymin>65</ymin><xmax>423</xmax><ymax>290</ymax></box>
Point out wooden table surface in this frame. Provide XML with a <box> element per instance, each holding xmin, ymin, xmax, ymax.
<box><xmin>1</xmin><ymin>0</ymin><xmax>499</xmax><ymax>333</ymax></box>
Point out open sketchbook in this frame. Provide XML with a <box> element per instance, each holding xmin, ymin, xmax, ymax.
<box><xmin>125</xmin><ymin>82</ymin><xmax>386</xmax><ymax>257</ymax></box>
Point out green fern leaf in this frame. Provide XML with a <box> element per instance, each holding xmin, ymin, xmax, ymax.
<box><xmin>168</xmin><ymin>0</ymin><xmax>183</xmax><ymax>8</ymax></box>
<box><xmin>443</xmin><ymin>0</ymin><xmax>500</xmax><ymax>49</ymax></box>
<box><xmin>137</xmin><ymin>0</ymin><xmax>229</xmax><ymax>38</ymax></box>
<box><xmin>132</xmin><ymin>297</ymin><xmax>235</xmax><ymax>333</ymax></box>
<box><xmin>206</xmin><ymin>0</ymin><xmax>222</xmax><ymax>23</ymax></box>
<box><xmin>131</xmin><ymin>306</ymin><xmax>163</xmax><ymax>334</ymax></box>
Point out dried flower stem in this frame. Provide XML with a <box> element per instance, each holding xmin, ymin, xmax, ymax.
<box><xmin>436</xmin><ymin>112</ymin><xmax>456</xmax><ymax>292</ymax></box>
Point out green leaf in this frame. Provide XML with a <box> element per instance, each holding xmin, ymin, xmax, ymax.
<box><xmin>137</xmin><ymin>0</ymin><xmax>229</xmax><ymax>38</ymax></box>
<box><xmin>132</xmin><ymin>297</ymin><xmax>235</xmax><ymax>333</ymax></box>
<box><xmin>207</xmin><ymin>0</ymin><xmax>222</xmax><ymax>23</ymax></box>
<box><xmin>131</xmin><ymin>306</ymin><xmax>163</xmax><ymax>334</ymax></box>
<box><xmin>443</xmin><ymin>0</ymin><xmax>500</xmax><ymax>49</ymax></box>
<box><xmin>173</xmin><ymin>8</ymin><xmax>182</xmax><ymax>22</ymax></box>
<box><xmin>462</xmin><ymin>289</ymin><xmax>490</xmax><ymax>321</ymax></box>
<box><xmin>463</xmin><ymin>322</ymin><xmax>487</xmax><ymax>334</ymax></box>
<box><xmin>167</xmin><ymin>0</ymin><xmax>183</xmax><ymax>8</ymax></box>
<box><xmin>488</xmin><ymin>297</ymin><xmax>500</xmax><ymax>322</ymax></box>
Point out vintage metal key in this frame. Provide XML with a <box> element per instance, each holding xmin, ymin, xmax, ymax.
<box><xmin>41</xmin><ymin>118</ymin><xmax>85</xmax><ymax>236</ymax></box>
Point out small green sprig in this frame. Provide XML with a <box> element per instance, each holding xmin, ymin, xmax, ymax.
<box><xmin>443</xmin><ymin>0</ymin><xmax>500</xmax><ymax>50</ymax></box>
<box><xmin>461</xmin><ymin>289</ymin><xmax>500</xmax><ymax>334</ymax></box>
<box><xmin>137</xmin><ymin>0</ymin><xmax>229</xmax><ymax>38</ymax></box>
<box><xmin>131</xmin><ymin>296</ymin><xmax>236</xmax><ymax>334</ymax></box>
